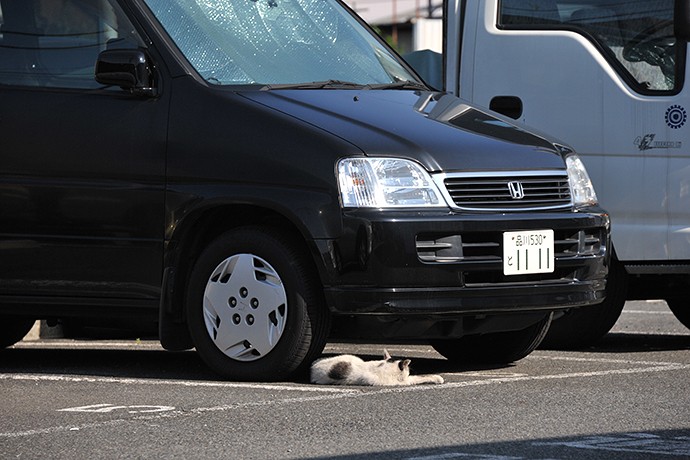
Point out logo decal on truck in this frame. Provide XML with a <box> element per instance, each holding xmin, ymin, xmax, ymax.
<box><xmin>665</xmin><ymin>105</ymin><xmax>687</xmax><ymax>129</ymax></box>
<box><xmin>634</xmin><ymin>134</ymin><xmax>682</xmax><ymax>151</ymax></box>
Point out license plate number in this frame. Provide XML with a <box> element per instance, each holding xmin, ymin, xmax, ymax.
<box><xmin>503</xmin><ymin>230</ymin><xmax>554</xmax><ymax>275</ymax></box>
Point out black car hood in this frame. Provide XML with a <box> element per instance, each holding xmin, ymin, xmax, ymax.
<box><xmin>240</xmin><ymin>89</ymin><xmax>566</xmax><ymax>172</ymax></box>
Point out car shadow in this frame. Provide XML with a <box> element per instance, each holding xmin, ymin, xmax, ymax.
<box><xmin>4</xmin><ymin>331</ymin><xmax>687</xmax><ymax>383</ymax></box>
<box><xmin>0</xmin><ymin>346</ymin><xmax>218</xmax><ymax>381</ymax></box>
<box><xmin>1</xmin><ymin>344</ymin><xmax>509</xmax><ymax>383</ymax></box>
<box><xmin>302</xmin><ymin>428</ymin><xmax>690</xmax><ymax>460</ymax></box>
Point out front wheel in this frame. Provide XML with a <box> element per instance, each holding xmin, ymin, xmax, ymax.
<box><xmin>431</xmin><ymin>313</ymin><xmax>552</xmax><ymax>365</ymax></box>
<box><xmin>0</xmin><ymin>317</ymin><xmax>35</xmax><ymax>349</ymax></box>
<box><xmin>665</xmin><ymin>298</ymin><xmax>690</xmax><ymax>330</ymax></box>
<box><xmin>540</xmin><ymin>255</ymin><xmax>627</xmax><ymax>349</ymax></box>
<box><xmin>186</xmin><ymin>226</ymin><xmax>329</xmax><ymax>381</ymax></box>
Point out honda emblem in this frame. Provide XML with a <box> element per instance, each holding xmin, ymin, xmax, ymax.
<box><xmin>507</xmin><ymin>181</ymin><xmax>525</xmax><ymax>200</ymax></box>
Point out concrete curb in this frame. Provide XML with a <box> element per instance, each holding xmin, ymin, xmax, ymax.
<box><xmin>24</xmin><ymin>321</ymin><xmax>41</xmax><ymax>341</ymax></box>
<box><xmin>22</xmin><ymin>321</ymin><xmax>65</xmax><ymax>341</ymax></box>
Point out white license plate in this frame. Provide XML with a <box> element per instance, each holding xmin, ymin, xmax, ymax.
<box><xmin>503</xmin><ymin>230</ymin><xmax>555</xmax><ymax>275</ymax></box>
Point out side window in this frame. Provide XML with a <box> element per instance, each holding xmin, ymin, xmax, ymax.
<box><xmin>499</xmin><ymin>0</ymin><xmax>683</xmax><ymax>94</ymax></box>
<box><xmin>0</xmin><ymin>0</ymin><xmax>144</xmax><ymax>89</ymax></box>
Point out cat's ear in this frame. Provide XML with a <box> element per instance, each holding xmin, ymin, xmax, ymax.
<box><xmin>383</xmin><ymin>349</ymin><xmax>391</xmax><ymax>360</ymax></box>
<box><xmin>399</xmin><ymin>359</ymin><xmax>411</xmax><ymax>371</ymax></box>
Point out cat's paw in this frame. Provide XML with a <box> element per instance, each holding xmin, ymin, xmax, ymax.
<box><xmin>418</xmin><ymin>374</ymin><xmax>444</xmax><ymax>384</ymax></box>
<box><xmin>431</xmin><ymin>374</ymin><xmax>444</xmax><ymax>384</ymax></box>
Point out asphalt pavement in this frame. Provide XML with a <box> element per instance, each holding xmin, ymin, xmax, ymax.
<box><xmin>1</xmin><ymin>300</ymin><xmax>689</xmax><ymax>459</ymax></box>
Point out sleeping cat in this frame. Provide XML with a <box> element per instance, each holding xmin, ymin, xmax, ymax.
<box><xmin>310</xmin><ymin>349</ymin><xmax>444</xmax><ymax>386</ymax></box>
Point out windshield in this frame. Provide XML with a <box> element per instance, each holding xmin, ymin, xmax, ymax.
<box><xmin>143</xmin><ymin>0</ymin><xmax>418</xmax><ymax>87</ymax></box>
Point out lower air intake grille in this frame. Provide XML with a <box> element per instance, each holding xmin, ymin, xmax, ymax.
<box><xmin>416</xmin><ymin>229</ymin><xmax>603</xmax><ymax>264</ymax></box>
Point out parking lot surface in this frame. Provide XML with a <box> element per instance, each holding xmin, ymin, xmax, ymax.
<box><xmin>1</xmin><ymin>300</ymin><xmax>689</xmax><ymax>459</ymax></box>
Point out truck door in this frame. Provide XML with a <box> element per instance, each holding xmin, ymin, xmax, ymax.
<box><xmin>0</xmin><ymin>0</ymin><xmax>168</xmax><ymax>302</ymax></box>
<box><xmin>454</xmin><ymin>0</ymin><xmax>689</xmax><ymax>266</ymax></box>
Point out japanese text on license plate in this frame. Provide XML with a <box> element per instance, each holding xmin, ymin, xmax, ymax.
<box><xmin>503</xmin><ymin>230</ymin><xmax>554</xmax><ymax>275</ymax></box>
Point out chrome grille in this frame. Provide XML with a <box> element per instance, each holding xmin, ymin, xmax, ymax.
<box><xmin>442</xmin><ymin>173</ymin><xmax>572</xmax><ymax>211</ymax></box>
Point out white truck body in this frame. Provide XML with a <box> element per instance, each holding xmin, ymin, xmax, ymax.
<box><xmin>437</xmin><ymin>0</ymin><xmax>690</xmax><ymax>340</ymax></box>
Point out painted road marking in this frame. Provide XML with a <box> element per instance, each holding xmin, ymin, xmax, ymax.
<box><xmin>1</xmin><ymin>356</ymin><xmax>689</xmax><ymax>439</ymax></box>
<box><xmin>403</xmin><ymin>432</ymin><xmax>690</xmax><ymax>459</ymax></box>
<box><xmin>608</xmin><ymin>331</ymin><xmax>689</xmax><ymax>336</ymax></box>
<box><xmin>58</xmin><ymin>404</ymin><xmax>175</xmax><ymax>414</ymax></box>
<box><xmin>0</xmin><ymin>374</ymin><xmax>357</xmax><ymax>393</ymax></box>
<box><xmin>622</xmin><ymin>310</ymin><xmax>674</xmax><ymax>315</ymax></box>
<box><xmin>408</xmin><ymin>453</ymin><xmax>521</xmax><ymax>459</ymax></box>
<box><xmin>2</xmin><ymin>356</ymin><xmax>687</xmax><ymax>395</ymax></box>
<box><xmin>533</xmin><ymin>432</ymin><xmax>690</xmax><ymax>456</ymax></box>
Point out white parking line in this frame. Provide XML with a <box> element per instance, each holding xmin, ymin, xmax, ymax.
<box><xmin>606</xmin><ymin>330</ymin><xmax>689</xmax><ymax>336</ymax></box>
<box><xmin>407</xmin><ymin>453</ymin><xmax>521</xmax><ymax>460</ymax></box>
<box><xmin>404</xmin><ymin>432</ymin><xmax>690</xmax><ymax>459</ymax></box>
<box><xmin>15</xmin><ymin>340</ymin><xmax>164</xmax><ymax>349</ymax></box>
<box><xmin>0</xmin><ymin>373</ymin><xmax>357</xmax><ymax>393</ymax></box>
<box><xmin>4</xmin><ymin>355</ymin><xmax>685</xmax><ymax>394</ymax></box>
<box><xmin>622</xmin><ymin>310</ymin><xmax>674</xmax><ymax>315</ymax></box>
<box><xmin>2</xmin><ymin>356</ymin><xmax>689</xmax><ymax>439</ymax></box>
<box><xmin>533</xmin><ymin>432</ymin><xmax>690</xmax><ymax>456</ymax></box>
<box><xmin>528</xmin><ymin>354</ymin><xmax>687</xmax><ymax>366</ymax></box>
<box><xmin>375</xmin><ymin>361</ymin><xmax>690</xmax><ymax>394</ymax></box>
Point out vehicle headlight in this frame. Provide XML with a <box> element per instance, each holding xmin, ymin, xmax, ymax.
<box><xmin>337</xmin><ymin>157</ymin><xmax>446</xmax><ymax>208</ymax></box>
<box><xmin>565</xmin><ymin>154</ymin><xmax>598</xmax><ymax>207</ymax></box>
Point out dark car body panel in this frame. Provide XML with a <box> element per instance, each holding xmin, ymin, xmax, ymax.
<box><xmin>241</xmin><ymin>90</ymin><xmax>566</xmax><ymax>173</ymax></box>
<box><xmin>0</xmin><ymin>84</ymin><xmax>169</xmax><ymax>302</ymax></box>
<box><xmin>0</xmin><ymin>0</ymin><xmax>609</xmax><ymax>347</ymax></box>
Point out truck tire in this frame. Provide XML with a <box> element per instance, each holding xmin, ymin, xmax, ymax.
<box><xmin>0</xmin><ymin>317</ymin><xmax>35</xmax><ymax>349</ymax></box>
<box><xmin>185</xmin><ymin>226</ymin><xmax>329</xmax><ymax>381</ymax></box>
<box><xmin>665</xmin><ymin>298</ymin><xmax>690</xmax><ymax>330</ymax></box>
<box><xmin>540</xmin><ymin>256</ymin><xmax>627</xmax><ymax>349</ymax></box>
<box><xmin>431</xmin><ymin>313</ymin><xmax>552</xmax><ymax>364</ymax></box>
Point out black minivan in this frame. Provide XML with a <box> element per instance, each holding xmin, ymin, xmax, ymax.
<box><xmin>0</xmin><ymin>0</ymin><xmax>609</xmax><ymax>380</ymax></box>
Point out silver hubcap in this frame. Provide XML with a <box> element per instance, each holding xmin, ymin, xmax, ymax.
<box><xmin>202</xmin><ymin>253</ymin><xmax>288</xmax><ymax>362</ymax></box>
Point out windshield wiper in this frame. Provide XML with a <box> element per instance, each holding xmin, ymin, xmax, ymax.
<box><xmin>261</xmin><ymin>80</ymin><xmax>366</xmax><ymax>90</ymax></box>
<box><xmin>363</xmin><ymin>81</ymin><xmax>429</xmax><ymax>90</ymax></box>
<box><xmin>260</xmin><ymin>79</ymin><xmax>429</xmax><ymax>91</ymax></box>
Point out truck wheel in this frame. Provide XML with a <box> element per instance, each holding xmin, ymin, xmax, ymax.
<box><xmin>431</xmin><ymin>313</ymin><xmax>552</xmax><ymax>364</ymax></box>
<box><xmin>186</xmin><ymin>226</ymin><xmax>329</xmax><ymax>381</ymax></box>
<box><xmin>665</xmin><ymin>298</ymin><xmax>690</xmax><ymax>330</ymax></box>
<box><xmin>0</xmin><ymin>317</ymin><xmax>35</xmax><ymax>349</ymax></box>
<box><xmin>540</xmin><ymin>256</ymin><xmax>627</xmax><ymax>349</ymax></box>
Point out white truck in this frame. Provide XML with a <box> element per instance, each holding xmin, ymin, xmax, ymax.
<box><xmin>429</xmin><ymin>0</ymin><xmax>690</xmax><ymax>346</ymax></box>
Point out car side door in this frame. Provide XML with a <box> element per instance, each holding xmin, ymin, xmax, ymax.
<box><xmin>0</xmin><ymin>0</ymin><xmax>169</xmax><ymax>303</ymax></box>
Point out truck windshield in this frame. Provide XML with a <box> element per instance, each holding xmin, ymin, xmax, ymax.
<box><xmin>499</xmin><ymin>0</ymin><xmax>682</xmax><ymax>93</ymax></box>
<box><xmin>143</xmin><ymin>0</ymin><xmax>418</xmax><ymax>87</ymax></box>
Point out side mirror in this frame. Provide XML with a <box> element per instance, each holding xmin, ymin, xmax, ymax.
<box><xmin>95</xmin><ymin>49</ymin><xmax>156</xmax><ymax>96</ymax></box>
<box><xmin>676</xmin><ymin>0</ymin><xmax>690</xmax><ymax>41</ymax></box>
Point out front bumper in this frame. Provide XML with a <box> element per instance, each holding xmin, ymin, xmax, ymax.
<box><xmin>315</xmin><ymin>208</ymin><xmax>610</xmax><ymax>318</ymax></box>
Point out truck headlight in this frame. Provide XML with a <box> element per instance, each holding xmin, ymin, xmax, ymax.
<box><xmin>566</xmin><ymin>154</ymin><xmax>598</xmax><ymax>207</ymax></box>
<box><xmin>337</xmin><ymin>157</ymin><xmax>446</xmax><ymax>208</ymax></box>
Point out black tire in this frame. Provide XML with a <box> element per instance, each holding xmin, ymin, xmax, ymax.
<box><xmin>0</xmin><ymin>317</ymin><xmax>35</xmax><ymax>349</ymax></box>
<box><xmin>431</xmin><ymin>313</ymin><xmax>552</xmax><ymax>365</ymax></box>
<box><xmin>665</xmin><ymin>298</ymin><xmax>690</xmax><ymax>330</ymax></box>
<box><xmin>186</xmin><ymin>226</ymin><xmax>329</xmax><ymax>381</ymax></box>
<box><xmin>540</xmin><ymin>255</ymin><xmax>627</xmax><ymax>349</ymax></box>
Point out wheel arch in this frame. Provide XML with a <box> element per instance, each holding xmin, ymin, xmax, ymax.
<box><xmin>159</xmin><ymin>201</ymin><xmax>331</xmax><ymax>351</ymax></box>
